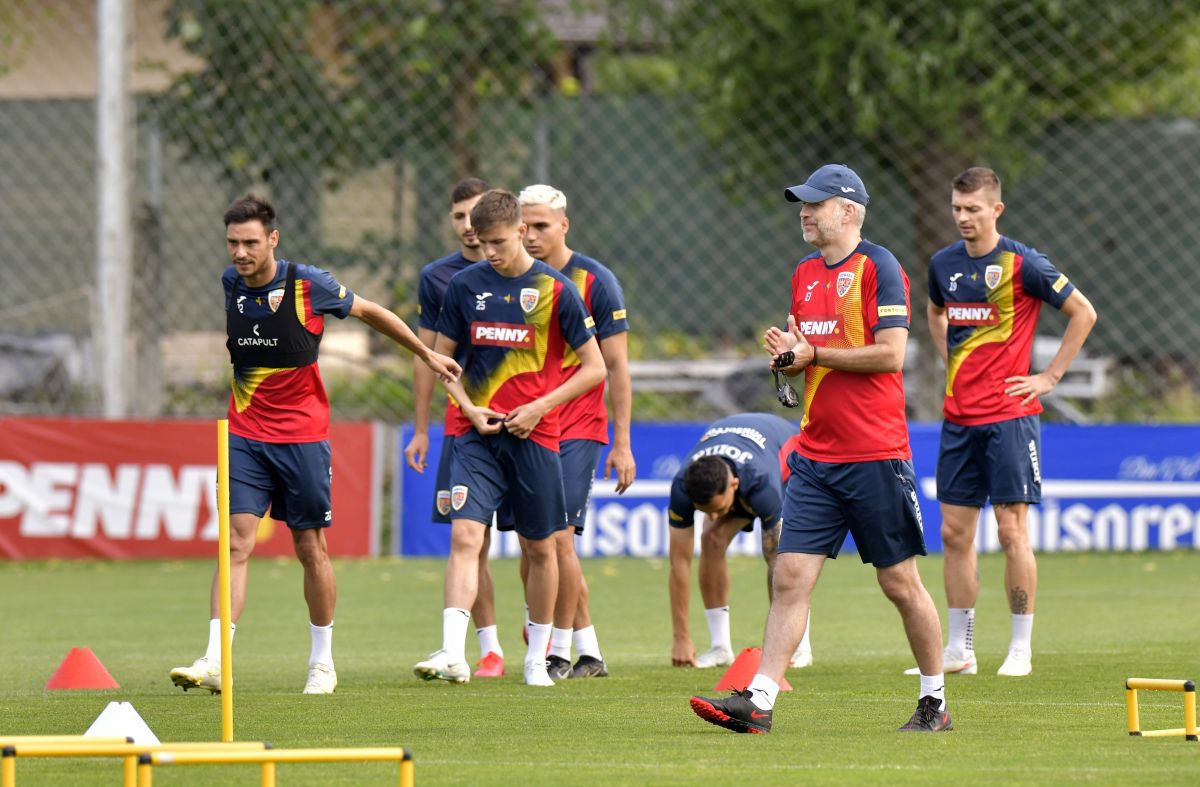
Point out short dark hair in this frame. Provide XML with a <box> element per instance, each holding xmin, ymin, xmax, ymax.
<box><xmin>470</xmin><ymin>189</ymin><xmax>521</xmax><ymax>235</ymax></box>
<box><xmin>451</xmin><ymin>177</ymin><xmax>490</xmax><ymax>204</ymax></box>
<box><xmin>953</xmin><ymin>167</ymin><xmax>1002</xmax><ymax>199</ymax></box>
<box><xmin>681</xmin><ymin>456</ymin><xmax>731</xmax><ymax>505</ymax></box>
<box><xmin>223</xmin><ymin>194</ymin><xmax>276</xmax><ymax>232</ymax></box>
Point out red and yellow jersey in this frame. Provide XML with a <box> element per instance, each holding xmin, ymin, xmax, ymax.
<box><xmin>222</xmin><ymin>261</ymin><xmax>353</xmax><ymax>443</ymax></box>
<box><xmin>929</xmin><ymin>236</ymin><xmax>1075</xmax><ymax>425</ymax></box>
<box><xmin>436</xmin><ymin>260</ymin><xmax>596</xmax><ymax>451</ymax></box>
<box><xmin>555</xmin><ymin>253</ymin><xmax>629</xmax><ymax>443</ymax></box>
<box><xmin>789</xmin><ymin>240</ymin><xmax>911</xmax><ymax>463</ymax></box>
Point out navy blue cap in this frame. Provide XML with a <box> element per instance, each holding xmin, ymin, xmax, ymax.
<box><xmin>784</xmin><ymin>164</ymin><xmax>870</xmax><ymax>206</ymax></box>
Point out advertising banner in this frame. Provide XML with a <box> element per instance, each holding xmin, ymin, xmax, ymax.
<box><xmin>396</xmin><ymin>422</ymin><xmax>1200</xmax><ymax>557</ymax></box>
<box><xmin>0</xmin><ymin>418</ymin><xmax>380</xmax><ymax>559</ymax></box>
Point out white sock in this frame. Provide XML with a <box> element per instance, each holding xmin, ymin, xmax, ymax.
<box><xmin>919</xmin><ymin>673</ymin><xmax>946</xmax><ymax>711</ymax></box>
<box><xmin>442</xmin><ymin>608</ymin><xmax>470</xmax><ymax>663</ymax></box>
<box><xmin>1010</xmin><ymin>613</ymin><xmax>1034</xmax><ymax>652</ymax></box>
<box><xmin>550</xmin><ymin>627</ymin><xmax>573</xmax><ymax>660</ymax></box>
<box><xmin>476</xmin><ymin>624</ymin><xmax>503</xmax><ymax>658</ymax></box>
<box><xmin>573</xmin><ymin>625</ymin><xmax>602</xmax><ymax>660</ymax></box>
<box><xmin>526</xmin><ymin>621</ymin><xmax>552</xmax><ymax>665</ymax></box>
<box><xmin>798</xmin><ymin>609</ymin><xmax>812</xmax><ymax>653</ymax></box>
<box><xmin>524</xmin><ymin>604</ymin><xmax>531</xmax><ymax>632</ymax></box>
<box><xmin>704</xmin><ymin>606</ymin><xmax>731</xmax><ymax>652</ymax></box>
<box><xmin>746</xmin><ymin>673</ymin><xmax>779</xmax><ymax>710</ymax></box>
<box><xmin>947</xmin><ymin>608</ymin><xmax>975</xmax><ymax>655</ymax></box>
<box><xmin>204</xmin><ymin>618</ymin><xmax>235</xmax><ymax>663</ymax></box>
<box><xmin>309</xmin><ymin>621</ymin><xmax>334</xmax><ymax>668</ymax></box>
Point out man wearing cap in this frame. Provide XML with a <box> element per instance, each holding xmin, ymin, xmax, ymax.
<box><xmin>690</xmin><ymin>164</ymin><xmax>952</xmax><ymax>735</ymax></box>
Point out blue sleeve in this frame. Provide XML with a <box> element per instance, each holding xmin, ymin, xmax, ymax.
<box><xmin>927</xmin><ymin>255</ymin><xmax>946</xmax><ymax>308</ymax></box>
<box><xmin>668</xmin><ymin>476</ymin><xmax>695</xmax><ymax>529</ymax></box>
<box><xmin>740</xmin><ymin>467</ymin><xmax>783</xmax><ymax>531</ymax></box>
<box><xmin>1019</xmin><ymin>249</ymin><xmax>1075</xmax><ymax>309</ymax></box>
<box><xmin>868</xmin><ymin>248</ymin><xmax>911</xmax><ymax>331</ymax></box>
<box><xmin>435</xmin><ymin>277</ymin><xmax>469</xmax><ymax>343</ymax></box>
<box><xmin>298</xmin><ymin>264</ymin><xmax>354</xmax><ymax>319</ymax></box>
<box><xmin>557</xmin><ymin>280</ymin><xmax>597</xmax><ymax>350</ymax></box>
<box><xmin>417</xmin><ymin>268</ymin><xmax>441</xmax><ymax>331</ymax></box>
<box><xmin>588</xmin><ymin>266</ymin><xmax>629</xmax><ymax>340</ymax></box>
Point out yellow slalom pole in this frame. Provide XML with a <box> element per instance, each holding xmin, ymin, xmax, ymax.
<box><xmin>1126</xmin><ymin>687</ymin><xmax>1140</xmax><ymax>735</ymax></box>
<box><xmin>217</xmin><ymin>418</ymin><xmax>234</xmax><ymax>741</ymax></box>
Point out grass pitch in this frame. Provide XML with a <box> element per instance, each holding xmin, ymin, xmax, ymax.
<box><xmin>2</xmin><ymin>551</ymin><xmax>1198</xmax><ymax>785</ymax></box>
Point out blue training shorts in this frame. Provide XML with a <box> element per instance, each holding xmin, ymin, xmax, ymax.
<box><xmin>779</xmin><ymin>454</ymin><xmax>927</xmax><ymax>568</ymax></box>
<box><xmin>936</xmin><ymin>415</ymin><xmax>1042</xmax><ymax>507</ymax></box>
<box><xmin>560</xmin><ymin>438</ymin><xmax>603</xmax><ymax>532</ymax></box>
<box><xmin>449</xmin><ymin>430</ymin><xmax>568</xmax><ymax>540</ymax></box>
<box><xmin>229</xmin><ymin>434</ymin><xmax>332</xmax><ymax>530</ymax></box>
<box><xmin>431</xmin><ymin>433</ymin><xmax>459</xmax><ymax>524</ymax></box>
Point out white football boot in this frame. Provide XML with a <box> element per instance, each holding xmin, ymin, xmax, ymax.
<box><xmin>414</xmin><ymin>649</ymin><xmax>470</xmax><ymax>684</ymax></box>
<box><xmin>303</xmin><ymin>662</ymin><xmax>338</xmax><ymax>694</ymax></box>
<box><xmin>170</xmin><ymin>657</ymin><xmax>222</xmax><ymax>693</ymax></box>
<box><xmin>694</xmin><ymin>646</ymin><xmax>735</xmax><ymax>669</ymax></box>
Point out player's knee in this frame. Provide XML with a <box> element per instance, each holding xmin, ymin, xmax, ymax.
<box><xmin>996</xmin><ymin>522</ymin><xmax>1031</xmax><ymax>552</ymax></box>
<box><xmin>941</xmin><ymin>523</ymin><xmax>975</xmax><ymax>553</ymax></box>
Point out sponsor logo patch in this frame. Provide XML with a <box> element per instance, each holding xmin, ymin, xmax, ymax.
<box><xmin>836</xmin><ymin>271</ymin><xmax>854</xmax><ymax>297</ymax></box>
<box><xmin>985</xmin><ymin>264</ymin><xmax>1003</xmax><ymax>290</ymax></box>
<box><xmin>471</xmin><ymin>321</ymin><xmax>534</xmax><ymax>348</ymax></box>
<box><xmin>519</xmin><ymin>287</ymin><xmax>540</xmax><ymax>313</ymax></box>
<box><xmin>946</xmin><ymin>302</ymin><xmax>999</xmax><ymax>325</ymax></box>
<box><xmin>612</xmin><ymin>309</ymin><xmax>627</xmax><ymax>320</ymax></box>
<box><xmin>436</xmin><ymin>490</ymin><xmax>451</xmax><ymax>516</ymax></box>
<box><xmin>878</xmin><ymin>304</ymin><xmax>908</xmax><ymax>318</ymax></box>
<box><xmin>1052</xmin><ymin>274</ymin><xmax>1069</xmax><ymax>293</ymax></box>
<box><xmin>797</xmin><ymin>315</ymin><xmax>843</xmax><ymax>337</ymax></box>
<box><xmin>451</xmin><ymin>485</ymin><xmax>469</xmax><ymax>511</ymax></box>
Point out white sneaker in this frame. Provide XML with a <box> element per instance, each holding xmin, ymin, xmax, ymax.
<box><xmin>789</xmin><ymin>646</ymin><xmax>813</xmax><ymax>669</ymax></box>
<box><xmin>997</xmin><ymin>647</ymin><xmax>1032</xmax><ymax>677</ymax></box>
<box><xmin>694</xmin><ymin>646</ymin><xmax>735</xmax><ymax>669</ymax></box>
<box><xmin>303</xmin><ymin>662</ymin><xmax>337</xmax><ymax>694</ymax></box>
<box><xmin>414</xmin><ymin>649</ymin><xmax>470</xmax><ymax>684</ymax></box>
<box><xmin>523</xmin><ymin>659</ymin><xmax>555</xmax><ymax>687</ymax></box>
<box><xmin>904</xmin><ymin>649</ymin><xmax>977</xmax><ymax>676</ymax></box>
<box><xmin>170</xmin><ymin>657</ymin><xmax>222</xmax><ymax>693</ymax></box>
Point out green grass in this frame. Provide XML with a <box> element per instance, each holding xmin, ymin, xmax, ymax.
<box><xmin>2</xmin><ymin>552</ymin><xmax>1199</xmax><ymax>785</ymax></box>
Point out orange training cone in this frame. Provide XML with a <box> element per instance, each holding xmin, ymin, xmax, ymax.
<box><xmin>713</xmin><ymin>647</ymin><xmax>793</xmax><ymax>693</ymax></box>
<box><xmin>45</xmin><ymin>647</ymin><xmax>120</xmax><ymax>690</ymax></box>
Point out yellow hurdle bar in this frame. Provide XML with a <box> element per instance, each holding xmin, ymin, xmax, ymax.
<box><xmin>138</xmin><ymin>747</ymin><xmax>413</xmax><ymax>787</ymax></box>
<box><xmin>216</xmin><ymin>418</ymin><xmax>234</xmax><ymax>741</ymax></box>
<box><xmin>0</xmin><ymin>737</ymin><xmax>129</xmax><ymax>745</ymax></box>
<box><xmin>1</xmin><ymin>740</ymin><xmax>268</xmax><ymax>787</ymax></box>
<box><xmin>1124</xmin><ymin>678</ymin><xmax>1197</xmax><ymax>741</ymax></box>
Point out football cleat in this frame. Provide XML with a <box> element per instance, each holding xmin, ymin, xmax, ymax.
<box><xmin>474</xmin><ymin>651</ymin><xmax>505</xmax><ymax>678</ymax></box>
<box><xmin>414</xmin><ymin>649</ymin><xmax>470</xmax><ymax>684</ymax></box>
<box><xmin>523</xmin><ymin>659</ymin><xmax>555</xmax><ymax>687</ymax></box>
<box><xmin>690</xmin><ymin>690</ymin><xmax>772</xmax><ymax>734</ymax></box>
<box><xmin>789</xmin><ymin>645</ymin><xmax>813</xmax><ymax>669</ymax></box>
<box><xmin>546</xmin><ymin>654</ymin><xmax>572</xmax><ymax>680</ymax></box>
<box><xmin>997</xmin><ymin>647</ymin><xmax>1032</xmax><ymax>677</ymax></box>
<box><xmin>904</xmin><ymin>649</ymin><xmax>976</xmax><ymax>676</ymax></box>
<box><xmin>302</xmin><ymin>662</ymin><xmax>337</xmax><ymax>694</ymax></box>
<box><xmin>898</xmin><ymin>696</ymin><xmax>954</xmax><ymax>732</ymax></box>
<box><xmin>170</xmin><ymin>657</ymin><xmax>221</xmax><ymax>694</ymax></box>
<box><xmin>694</xmin><ymin>645</ymin><xmax>735</xmax><ymax>669</ymax></box>
<box><xmin>571</xmin><ymin>655</ymin><xmax>609</xmax><ymax>678</ymax></box>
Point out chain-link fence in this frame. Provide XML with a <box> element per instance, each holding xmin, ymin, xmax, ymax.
<box><xmin>2</xmin><ymin>0</ymin><xmax>1199</xmax><ymax>423</ymax></box>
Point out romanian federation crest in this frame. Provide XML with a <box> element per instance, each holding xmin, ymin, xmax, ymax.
<box><xmin>836</xmin><ymin>271</ymin><xmax>854</xmax><ymax>298</ymax></box>
<box><xmin>984</xmin><ymin>264</ymin><xmax>1003</xmax><ymax>290</ymax></box>
<box><xmin>268</xmin><ymin>288</ymin><xmax>285</xmax><ymax>312</ymax></box>
<box><xmin>519</xmin><ymin>287</ymin><xmax>540</xmax><ymax>313</ymax></box>
<box><xmin>436</xmin><ymin>490</ymin><xmax>452</xmax><ymax>516</ymax></box>
<box><xmin>451</xmin><ymin>485</ymin><xmax>469</xmax><ymax>511</ymax></box>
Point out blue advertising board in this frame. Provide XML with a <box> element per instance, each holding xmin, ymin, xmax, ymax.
<box><xmin>395</xmin><ymin>423</ymin><xmax>1200</xmax><ymax>557</ymax></box>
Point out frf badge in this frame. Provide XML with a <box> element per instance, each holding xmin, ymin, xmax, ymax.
<box><xmin>836</xmin><ymin>271</ymin><xmax>854</xmax><ymax>298</ymax></box>
<box><xmin>451</xmin><ymin>485</ymin><xmax>469</xmax><ymax>511</ymax></box>
<box><xmin>268</xmin><ymin>288</ymin><xmax>285</xmax><ymax>312</ymax></box>
<box><xmin>436</xmin><ymin>490</ymin><xmax>452</xmax><ymax>516</ymax></box>
<box><xmin>519</xmin><ymin>288</ymin><xmax>540</xmax><ymax>313</ymax></box>
<box><xmin>984</xmin><ymin>265</ymin><xmax>1003</xmax><ymax>290</ymax></box>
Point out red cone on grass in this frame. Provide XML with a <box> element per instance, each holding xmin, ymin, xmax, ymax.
<box><xmin>45</xmin><ymin>647</ymin><xmax>120</xmax><ymax>690</ymax></box>
<box><xmin>713</xmin><ymin>647</ymin><xmax>792</xmax><ymax>692</ymax></box>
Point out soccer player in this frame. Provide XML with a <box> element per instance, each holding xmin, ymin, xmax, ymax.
<box><xmin>170</xmin><ymin>194</ymin><xmax>459</xmax><ymax>695</ymax></box>
<box><xmin>512</xmin><ymin>183</ymin><xmax>635</xmax><ymax>679</ymax></box>
<box><xmin>690</xmin><ymin>164</ymin><xmax>951</xmax><ymax>734</ymax></box>
<box><xmin>667</xmin><ymin>414</ymin><xmax>813</xmax><ymax>671</ymax></box>
<box><xmin>413</xmin><ymin>189</ymin><xmax>605</xmax><ymax>687</ymax></box>
<box><xmin>918</xmin><ymin>166</ymin><xmax>1097</xmax><ymax>677</ymax></box>
<box><xmin>403</xmin><ymin>177</ymin><xmax>507</xmax><ymax>677</ymax></box>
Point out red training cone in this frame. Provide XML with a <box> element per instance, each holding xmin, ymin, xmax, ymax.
<box><xmin>713</xmin><ymin>647</ymin><xmax>792</xmax><ymax>693</ymax></box>
<box><xmin>45</xmin><ymin>647</ymin><xmax>120</xmax><ymax>690</ymax></box>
